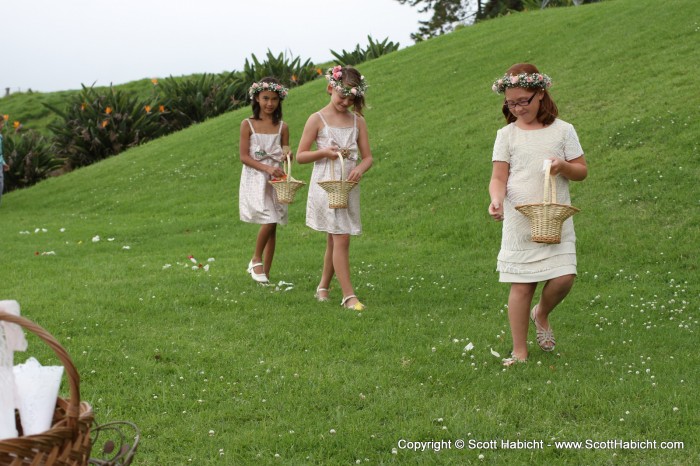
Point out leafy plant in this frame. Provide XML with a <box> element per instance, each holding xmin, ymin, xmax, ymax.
<box><xmin>330</xmin><ymin>36</ymin><xmax>401</xmax><ymax>66</ymax></box>
<box><xmin>243</xmin><ymin>50</ymin><xmax>320</xmax><ymax>89</ymax></box>
<box><xmin>45</xmin><ymin>85</ymin><xmax>169</xmax><ymax>169</ymax></box>
<box><xmin>154</xmin><ymin>73</ymin><xmax>247</xmax><ymax>130</ymax></box>
<box><xmin>1</xmin><ymin>127</ymin><xmax>63</xmax><ymax>191</ymax></box>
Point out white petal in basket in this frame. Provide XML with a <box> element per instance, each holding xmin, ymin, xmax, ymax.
<box><xmin>13</xmin><ymin>357</ymin><xmax>64</xmax><ymax>436</ymax></box>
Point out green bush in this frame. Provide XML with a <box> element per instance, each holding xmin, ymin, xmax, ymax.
<box><xmin>2</xmin><ymin>127</ymin><xmax>63</xmax><ymax>191</ymax></box>
<box><xmin>330</xmin><ymin>36</ymin><xmax>400</xmax><ymax>66</ymax></box>
<box><xmin>46</xmin><ymin>86</ymin><xmax>168</xmax><ymax>169</ymax></box>
<box><xmin>243</xmin><ymin>50</ymin><xmax>320</xmax><ymax>90</ymax></box>
<box><xmin>154</xmin><ymin>72</ymin><xmax>247</xmax><ymax>131</ymax></box>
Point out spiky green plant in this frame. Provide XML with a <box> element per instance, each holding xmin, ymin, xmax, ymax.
<box><xmin>1</xmin><ymin>127</ymin><xmax>63</xmax><ymax>191</ymax></box>
<box><xmin>45</xmin><ymin>86</ymin><xmax>168</xmax><ymax>169</ymax></box>
<box><xmin>330</xmin><ymin>36</ymin><xmax>401</xmax><ymax>66</ymax></box>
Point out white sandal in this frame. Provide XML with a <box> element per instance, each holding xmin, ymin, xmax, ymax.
<box><xmin>341</xmin><ymin>295</ymin><xmax>365</xmax><ymax>311</ymax></box>
<box><xmin>314</xmin><ymin>287</ymin><xmax>330</xmax><ymax>302</ymax></box>
<box><xmin>247</xmin><ymin>260</ymin><xmax>268</xmax><ymax>284</ymax></box>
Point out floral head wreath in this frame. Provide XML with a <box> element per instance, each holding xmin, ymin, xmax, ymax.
<box><xmin>492</xmin><ymin>72</ymin><xmax>552</xmax><ymax>94</ymax></box>
<box><xmin>248</xmin><ymin>81</ymin><xmax>289</xmax><ymax>100</ymax></box>
<box><xmin>325</xmin><ymin>65</ymin><xmax>368</xmax><ymax>98</ymax></box>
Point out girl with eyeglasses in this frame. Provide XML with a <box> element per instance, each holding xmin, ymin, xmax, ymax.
<box><xmin>488</xmin><ymin>63</ymin><xmax>588</xmax><ymax>366</ymax></box>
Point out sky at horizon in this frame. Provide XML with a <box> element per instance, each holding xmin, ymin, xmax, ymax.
<box><xmin>2</xmin><ymin>0</ymin><xmax>428</xmax><ymax>94</ymax></box>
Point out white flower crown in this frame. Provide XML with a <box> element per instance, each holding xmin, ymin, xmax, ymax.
<box><xmin>325</xmin><ymin>66</ymin><xmax>368</xmax><ymax>98</ymax></box>
<box><xmin>492</xmin><ymin>72</ymin><xmax>552</xmax><ymax>94</ymax></box>
<box><xmin>248</xmin><ymin>81</ymin><xmax>289</xmax><ymax>100</ymax></box>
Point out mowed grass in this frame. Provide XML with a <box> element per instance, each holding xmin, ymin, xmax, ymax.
<box><xmin>1</xmin><ymin>0</ymin><xmax>698</xmax><ymax>464</ymax></box>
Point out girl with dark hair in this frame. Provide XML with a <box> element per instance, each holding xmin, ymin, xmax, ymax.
<box><xmin>488</xmin><ymin>63</ymin><xmax>588</xmax><ymax>365</ymax></box>
<box><xmin>239</xmin><ymin>77</ymin><xmax>291</xmax><ymax>284</ymax></box>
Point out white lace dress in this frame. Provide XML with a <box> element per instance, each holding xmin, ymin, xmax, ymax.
<box><xmin>238</xmin><ymin>119</ymin><xmax>288</xmax><ymax>225</ymax></box>
<box><xmin>492</xmin><ymin>119</ymin><xmax>584</xmax><ymax>283</ymax></box>
<box><xmin>305</xmin><ymin>113</ymin><xmax>362</xmax><ymax>235</ymax></box>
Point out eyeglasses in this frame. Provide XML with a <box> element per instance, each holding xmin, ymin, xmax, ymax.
<box><xmin>504</xmin><ymin>92</ymin><xmax>537</xmax><ymax>109</ymax></box>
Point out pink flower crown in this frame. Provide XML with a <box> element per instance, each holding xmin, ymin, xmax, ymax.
<box><xmin>325</xmin><ymin>65</ymin><xmax>368</xmax><ymax>98</ymax></box>
<box><xmin>248</xmin><ymin>81</ymin><xmax>289</xmax><ymax>100</ymax></box>
<box><xmin>492</xmin><ymin>72</ymin><xmax>552</xmax><ymax>94</ymax></box>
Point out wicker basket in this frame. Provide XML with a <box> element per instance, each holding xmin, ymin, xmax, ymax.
<box><xmin>317</xmin><ymin>154</ymin><xmax>358</xmax><ymax>209</ymax></box>
<box><xmin>268</xmin><ymin>153</ymin><xmax>305</xmax><ymax>204</ymax></box>
<box><xmin>515</xmin><ymin>163</ymin><xmax>580</xmax><ymax>244</ymax></box>
<box><xmin>0</xmin><ymin>312</ymin><xmax>94</xmax><ymax>466</ymax></box>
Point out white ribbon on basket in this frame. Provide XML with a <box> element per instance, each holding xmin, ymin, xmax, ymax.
<box><xmin>0</xmin><ymin>300</ymin><xmax>27</xmax><ymax>440</ymax></box>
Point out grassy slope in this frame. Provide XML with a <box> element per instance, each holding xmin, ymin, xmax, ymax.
<box><xmin>1</xmin><ymin>0</ymin><xmax>698</xmax><ymax>464</ymax></box>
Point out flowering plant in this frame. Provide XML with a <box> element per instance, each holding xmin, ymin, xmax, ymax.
<box><xmin>248</xmin><ymin>81</ymin><xmax>289</xmax><ymax>100</ymax></box>
<box><xmin>492</xmin><ymin>72</ymin><xmax>552</xmax><ymax>94</ymax></box>
<box><xmin>325</xmin><ymin>66</ymin><xmax>368</xmax><ymax>98</ymax></box>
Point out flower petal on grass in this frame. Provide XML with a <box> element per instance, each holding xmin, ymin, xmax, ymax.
<box><xmin>490</xmin><ymin>348</ymin><xmax>501</xmax><ymax>358</ymax></box>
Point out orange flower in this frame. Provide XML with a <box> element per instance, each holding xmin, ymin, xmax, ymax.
<box><xmin>159</xmin><ymin>105</ymin><xmax>165</xmax><ymax>113</ymax></box>
<box><xmin>151</xmin><ymin>78</ymin><xmax>159</xmax><ymax>85</ymax></box>
<box><xmin>2</xmin><ymin>114</ymin><xmax>8</xmax><ymax>121</ymax></box>
<box><xmin>105</xmin><ymin>107</ymin><xmax>113</xmax><ymax>114</ymax></box>
<box><xmin>291</xmin><ymin>74</ymin><xmax>298</xmax><ymax>83</ymax></box>
<box><xmin>144</xmin><ymin>105</ymin><xmax>152</xmax><ymax>113</ymax></box>
<box><xmin>316</xmin><ymin>68</ymin><xmax>323</xmax><ymax>75</ymax></box>
<box><xmin>80</xmin><ymin>103</ymin><xmax>86</xmax><ymax>111</ymax></box>
<box><xmin>13</xmin><ymin>121</ymin><xmax>20</xmax><ymax>129</ymax></box>
<box><xmin>101</xmin><ymin>120</ymin><xmax>109</xmax><ymax>128</ymax></box>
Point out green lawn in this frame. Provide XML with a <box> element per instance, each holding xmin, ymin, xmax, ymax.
<box><xmin>1</xmin><ymin>0</ymin><xmax>698</xmax><ymax>464</ymax></box>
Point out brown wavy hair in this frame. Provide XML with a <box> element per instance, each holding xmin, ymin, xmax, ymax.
<box><xmin>501</xmin><ymin>63</ymin><xmax>558</xmax><ymax>125</ymax></box>
<box><xmin>336</xmin><ymin>66</ymin><xmax>366</xmax><ymax>116</ymax></box>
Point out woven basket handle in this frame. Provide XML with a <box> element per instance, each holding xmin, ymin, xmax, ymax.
<box><xmin>543</xmin><ymin>161</ymin><xmax>557</xmax><ymax>204</ymax></box>
<box><xmin>337</xmin><ymin>152</ymin><xmax>346</xmax><ymax>182</ymax></box>
<box><xmin>283</xmin><ymin>152</ymin><xmax>292</xmax><ymax>185</ymax></box>
<box><xmin>328</xmin><ymin>153</ymin><xmax>346</xmax><ymax>183</ymax></box>
<box><xmin>0</xmin><ymin>311</ymin><xmax>82</xmax><ymax>431</ymax></box>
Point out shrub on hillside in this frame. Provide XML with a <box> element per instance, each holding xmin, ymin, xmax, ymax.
<box><xmin>330</xmin><ymin>36</ymin><xmax>400</xmax><ymax>66</ymax></box>
<box><xmin>46</xmin><ymin>86</ymin><xmax>169</xmax><ymax>169</ymax></box>
<box><xmin>2</xmin><ymin>128</ymin><xmax>63</xmax><ymax>192</ymax></box>
<box><xmin>154</xmin><ymin>72</ymin><xmax>247</xmax><ymax>131</ymax></box>
<box><xmin>243</xmin><ymin>50</ymin><xmax>319</xmax><ymax>89</ymax></box>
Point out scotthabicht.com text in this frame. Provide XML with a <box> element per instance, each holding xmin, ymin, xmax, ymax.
<box><xmin>396</xmin><ymin>438</ymin><xmax>685</xmax><ymax>452</ymax></box>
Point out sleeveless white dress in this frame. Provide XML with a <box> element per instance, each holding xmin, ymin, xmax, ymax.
<box><xmin>305</xmin><ymin>113</ymin><xmax>362</xmax><ymax>235</ymax></box>
<box><xmin>492</xmin><ymin>119</ymin><xmax>584</xmax><ymax>283</ymax></box>
<box><xmin>238</xmin><ymin>119</ymin><xmax>288</xmax><ymax>225</ymax></box>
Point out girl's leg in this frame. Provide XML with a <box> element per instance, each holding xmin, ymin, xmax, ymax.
<box><xmin>331</xmin><ymin>234</ymin><xmax>359</xmax><ymax>306</ymax></box>
<box><xmin>508</xmin><ymin>282</ymin><xmax>537</xmax><ymax>360</ymax></box>
<box><xmin>535</xmin><ymin>274</ymin><xmax>576</xmax><ymax>328</ymax></box>
<box><xmin>316</xmin><ymin>234</ymin><xmax>335</xmax><ymax>300</ymax></box>
<box><xmin>251</xmin><ymin>223</ymin><xmax>276</xmax><ymax>276</ymax></box>
<box><xmin>261</xmin><ymin>224</ymin><xmax>278</xmax><ymax>277</ymax></box>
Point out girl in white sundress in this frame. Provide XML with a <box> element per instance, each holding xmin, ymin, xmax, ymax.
<box><xmin>239</xmin><ymin>77</ymin><xmax>291</xmax><ymax>284</ymax></box>
<box><xmin>297</xmin><ymin>66</ymin><xmax>373</xmax><ymax>311</ymax></box>
<box><xmin>488</xmin><ymin>63</ymin><xmax>588</xmax><ymax>365</ymax></box>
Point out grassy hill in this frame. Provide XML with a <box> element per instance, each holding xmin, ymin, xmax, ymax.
<box><xmin>1</xmin><ymin>0</ymin><xmax>698</xmax><ymax>464</ymax></box>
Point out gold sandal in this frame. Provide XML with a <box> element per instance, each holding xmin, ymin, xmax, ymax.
<box><xmin>531</xmin><ymin>305</ymin><xmax>555</xmax><ymax>352</ymax></box>
<box><xmin>341</xmin><ymin>295</ymin><xmax>365</xmax><ymax>311</ymax></box>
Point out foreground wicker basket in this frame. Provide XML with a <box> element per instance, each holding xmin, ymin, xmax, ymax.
<box><xmin>268</xmin><ymin>153</ymin><xmax>305</xmax><ymax>204</ymax></box>
<box><xmin>0</xmin><ymin>312</ymin><xmax>94</xmax><ymax>466</ymax></box>
<box><xmin>515</xmin><ymin>163</ymin><xmax>580</xmax><ymax>244</ymax></box>
<box><xmin>317</xmin><ymin>154</ymin><xmax>358</xmax><ymax>209</ymax></box>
